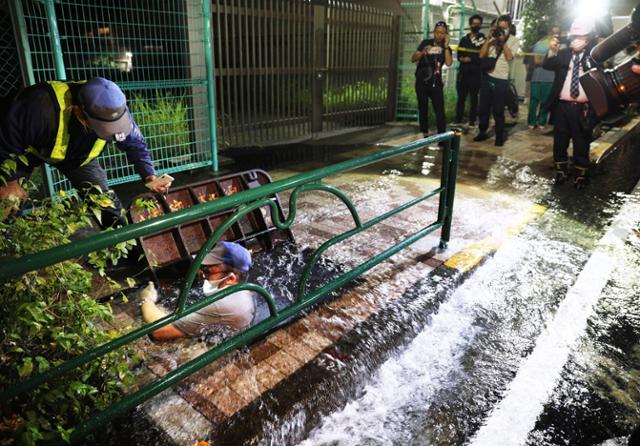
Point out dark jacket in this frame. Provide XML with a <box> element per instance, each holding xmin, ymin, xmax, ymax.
<box><xmin>0</xmin><ymin>82</ymin><xmax>155</xmax><ymax>182</ymax></box>
<box><xmin>457</xmin><ymin>32</ymin><xmax>486</xmax><ymax>76</ymax></box>
<box><xmin>542</xmin><ymin>42</ymin><xmax>598</xmax><ymax>112</ymax></box>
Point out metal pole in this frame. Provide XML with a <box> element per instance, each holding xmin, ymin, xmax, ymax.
<box><xmin>203</xmin><ymin>0</ymin><xmax>219</xmax><ymax>172</ymax></box>
<box><xmin>9</xmin><ymin>0</ymin><xmax>35</xmax><ymax>86</ymax></box>
<box><xmin>423</xmin><ymin>0</ymin><xmax>429</xmax><ymax>39</ymax></box>
<box><xmin>439</xmin><ymin>129</ymin><xmax>462</xmax><ymax>249</ymax></box>
<box><xmin>44</xmin><ymin>0</ymin><xmax>66</xmax><ymax>197</ymax></box>
<box><xmin>311</xmin><ymin>0</ymin><xmax>327</xmax><ymax>133</ymax></box>
<box><xmin>44</xmin><ymin>0</ymin><xmax>65</xmax><ymax>80</ymax></box>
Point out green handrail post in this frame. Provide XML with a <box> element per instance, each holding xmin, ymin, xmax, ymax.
<box><xmin>439</xmin><ymin>129</ymin><xmax>462</xmax><ymax>249</ymax></box>
<box><xmin>423</xmin><ymin>0</ymin><xmax>429</xmax><ymax>39</ymax></box>
<box><xmin>44</xmin><ymin>0</ymin><xmax>67</xmax><ymax>198</ymax></box>
<box><xmin>202</xmin><ymin>0</ymin><xmax>219</xmax><ymax>172</ymax></box>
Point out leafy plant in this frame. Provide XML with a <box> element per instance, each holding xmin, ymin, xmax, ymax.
<box><xmin>520</xmin><ymin>0</ymin><xmax>561</xmax><ymax>52</ymax></box>
<box><xmin>0</xmin><ymin>188</ymin><xmax>137</xmax><ymax>445</ymax></box>
<box><xmin>323</xmin><ymin>78</ymin><xmax>388</xmax><ymax>112</ymax></box>
<box><xmin>129</xmin><ymin>91</ymin><xmax>191</xmax><ymax>166</ymax></box>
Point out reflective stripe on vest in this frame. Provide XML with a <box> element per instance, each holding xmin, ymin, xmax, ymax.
<box><xmin>39</xmin><ymin>81</ymin><xmax>107</xmax><ymax>165</ymax></box>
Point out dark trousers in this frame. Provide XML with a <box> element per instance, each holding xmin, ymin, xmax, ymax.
<box><xmin>478</xmin><ymin>75</ymin><xmax>509</xmax><ymax>140</ymax></box>
<box><xmin>552</xmin><ymin>101</ymin><xmax>592</xmax><ymax>168</ymax></box>
<box><xmin>455</xmin><ymin>72</ymin><xmax>481</xmax><ymax>123</ymax></box>
<box><xmin>58</xmin><ymin>160</ymin><xmax>125</xmax><ymax>228</ymax></box>
<box><xmin>415</xmin><ymin>79</ymin><xmax>446</xmax><ymax>134</ymax></box>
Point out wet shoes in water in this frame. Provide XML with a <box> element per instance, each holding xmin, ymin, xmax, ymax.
<box><xmin>574</xmin><ymin>175</ymin><xmax>588</xmax><ymax>190</ymax></box>
<box><xmin>554</xmin><ymin>162</ymin><xmax>569</xmax><ymax>185</ymax></box>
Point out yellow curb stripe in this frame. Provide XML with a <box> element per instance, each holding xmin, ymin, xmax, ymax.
<box><xmin>444</xmin><ymin>204</ymin><xmax>547</xmax><ymax>272</ymax></box>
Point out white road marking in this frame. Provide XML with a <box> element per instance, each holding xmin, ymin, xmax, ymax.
<box><xmin>470</xmin><ymin>185</ymin><xmax>640</xmax><ymax>446</ymax></box>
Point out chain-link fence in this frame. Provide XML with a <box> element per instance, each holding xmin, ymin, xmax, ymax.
<box><xmin>15</xmin><ymin>0</ymin><xmax>216</xmax><ymax>194</ymax></box>
<box><xmin>0</xmin><ymin>0</ymin><xmax>23</xmax><ymax>98</ymax></box>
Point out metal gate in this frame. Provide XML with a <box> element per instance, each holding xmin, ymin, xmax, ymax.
<box><xmin>12</xmin><ymin>0</ymin><xmax>217</xmax><ymax>195</ymax></box>
<box><xmin>212</xmin><ymin>0</ymin><xmax>398</xmax><ymax>148</ymax></box>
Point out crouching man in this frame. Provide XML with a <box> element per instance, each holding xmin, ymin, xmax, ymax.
<box><xmin>139</xmin><ymin>241</ymin><xmax>255</xmax><ymax>341</ymax></box>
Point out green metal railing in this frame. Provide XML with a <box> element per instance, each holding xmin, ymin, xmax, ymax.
<box><xmin>0</xmin><ymin>131</ymin><xmax>461</xmax><ymax>443</ymax></box>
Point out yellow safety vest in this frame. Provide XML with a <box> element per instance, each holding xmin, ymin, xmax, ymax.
<box><xmin>27</xmin><ymin>81</ymin><xmax>107</xmax><ymax>167</ymax></box>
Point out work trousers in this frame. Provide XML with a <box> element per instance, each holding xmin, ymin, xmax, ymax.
<box><xmin>415</xmin><ymin>79</ymin><xmax>446</xmax><ymax>135</ymax></box>
<box><xmin>455</xmin><ymin>71</ymin><xmax>481</xmax><ymax>124</ymax></box>
<box><xmin>552</xmin><ymin>101</ymin><xmax>592</xmax><ymax>169</ymax></box>
<box><xmin>528</xmin><ymin>81</ymin><xmax>552</xmax><ymax>126</ymax></box>
<box><xmin>478</xmin><ymin>75</ymin><xmax>509</xmax><ymax>140</ymax></box>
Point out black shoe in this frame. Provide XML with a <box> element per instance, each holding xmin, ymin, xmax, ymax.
<box><xmin>473</xmin><ymin>133</ymin><xmax>488</xmax><ymax>142</ymax></box>
<box><xmin>574</xmin><ymin>175</ymin><xmax>587</xmax><ymax>190</ymax></box>
<box><xmin>554</xmin><ymin>170</ymin><xmax>569</xmax><ymax>185</ymax></box>
<box><xmin>494</xmin><ymin>138</ymin><xmax>504</xmax><ymax>147</ymax></box>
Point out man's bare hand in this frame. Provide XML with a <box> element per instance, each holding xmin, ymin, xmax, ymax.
<box><xmin>0</xmin><ymin>180</ymin><xmax>28</xmax><ymax>202</ymax></box>
<box><xmin>145</xmin><ymin>175</ymin><xmax>173</xmax><ymax>194</ymax></box>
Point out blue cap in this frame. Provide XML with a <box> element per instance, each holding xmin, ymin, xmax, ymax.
<box><xmin>202</xmin><ymin>241</ymin><xmax>252</xmax><ymax>272</ymax></box>
<box><xmin>78</xmin><ymin>77</ymin><xmax>133</xmax><ymax>141</ymax></box>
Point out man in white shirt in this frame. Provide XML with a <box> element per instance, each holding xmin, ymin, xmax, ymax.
<box><xmin>474</xmin><ymin>15</ymin><xmax>520</xmax><ymax>147</ymax></box>
<box><xmin>543</xmin><ymin>17</ymin><xmax>598</xmax><ymax>189</ymax></box>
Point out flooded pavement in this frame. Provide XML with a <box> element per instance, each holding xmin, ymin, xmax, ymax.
<box><xmin>226</xmin><ymin>124</ymin><xmax>640</xmax><ymax>445</ymax></box>
<box><xmin>106</xmin><ymin>121</ymin><xmax>640</xmax><ymax>445</ymax></box>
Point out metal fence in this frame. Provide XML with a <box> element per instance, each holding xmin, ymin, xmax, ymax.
<box><xmin>322</xmin><ymin>1</ymin><xmax>397</xmax><ymax>131</ymax></box>
<box><xmin>0</xmin><ymin>0</ymin><xmax>23</xmax><ymax>98</ymax></box>
<box><xmin>211</xmin><ymin>0</ymin><xmax>398</xmax><ymax>148</ymax></box>
<box><xmin>13</xmin><ymin>0</ymin><xmax>217</xmax><ymax>194</ymax></box>
<box><xmin>396</xmin><ymin>1</ymin><xmax>428</xmax><ymax>120</ymax></box>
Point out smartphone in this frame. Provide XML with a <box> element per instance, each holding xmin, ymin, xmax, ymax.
<box><xmin>145</xmin><ymin>174</ymin><xmax>174</xmax><ymax>190</ymax></box>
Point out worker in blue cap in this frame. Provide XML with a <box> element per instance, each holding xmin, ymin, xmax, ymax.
<box><xmin>0</xmin><ymin>77</ymin><xmax>171</xmax><ymax>227</ymax></box>
<box><xmin>139</xmin><ymin>241</ymin><xmax>255</xmax><ymax>341</ymax></box>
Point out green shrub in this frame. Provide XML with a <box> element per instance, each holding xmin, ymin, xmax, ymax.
<box><xmin>323</xmin><ymin>78</ymin><xmax>388</xmax><ymax>112</ymax></box>
<box><xmin>0</xmin><ymin>189</ymin><xmax>136</xmax><ymax>445</ymax></box>
<box><xmin>129</xmin><ymin>91</ymin><xmax>190</xmax><ymax>165</ymax></box>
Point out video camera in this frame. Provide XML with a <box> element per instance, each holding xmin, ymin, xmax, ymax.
<box><xmin>581</xmin><ymin>3</ymin><xmax>640</xmax><ymax>122</ymax></box>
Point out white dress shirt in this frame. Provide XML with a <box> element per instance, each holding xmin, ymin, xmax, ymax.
<box><xmin>559</xmin><ymin>50</ymin><xmax>588</xmax><ymax>103</ymax></box>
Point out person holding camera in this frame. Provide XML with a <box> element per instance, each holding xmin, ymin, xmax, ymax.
<box><xmin>543</xmin><ymin>17</ymin><xmax>598</xmax><ymax>189</ymax></box>
<box><xmin>474</xmin><ymin>15</ymin><xmax>520</xmax><ymax>147</ymax></box>
<box><xmin>454</xmin><ymin>15</ymin><xmax>486</xmax><ymax>127</ymax></box>
<box><xmin>411</xmin><ymin>21</ymin><xmax>453</xmax><ymax>138</ymax></box>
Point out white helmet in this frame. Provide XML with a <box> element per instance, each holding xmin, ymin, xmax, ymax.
<box><xmin>569</xmin><ymin>16</ymin><xmax>595</xmax><ymax>36</ymax></box>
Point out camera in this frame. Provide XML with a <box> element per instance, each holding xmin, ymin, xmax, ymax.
<box><xmin>580</xmin><ymin>3</ymin><xmax>640</xmax><ymax>122</ymax></box>
<box><xmin>492</xmin><ymin>28</ymin><xmax>504</xmax><ymax>39</ymax></box>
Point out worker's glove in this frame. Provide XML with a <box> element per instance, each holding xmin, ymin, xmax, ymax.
<box><xmin>139</xmin><ymin>281</ymin><xmax>159</xmax><ymax>304</ymax></box>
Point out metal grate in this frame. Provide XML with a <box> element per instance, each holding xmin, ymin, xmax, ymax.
<box><xmin>211</xmin><ymin>0</ymin><xmax>396</xmax><ymax>148</ymax></box>
<box><xmin>211</xmin><ymin>0</ymin><xmax>315</xmax><ymax>148</ymax></box>
<box><xmin>323</xmin><ymin>1</ymin><xmax>394</xmax><ymax>132</ymax></box>
<box><xmin>17</xmin><ymin>0</ymin><xmax>214</xmax><ymax>193</ymax></box>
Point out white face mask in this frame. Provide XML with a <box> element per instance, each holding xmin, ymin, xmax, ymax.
<box><xmin>208</xmin><ymin>274</ymin><xmax>232</xmax><ymax>289</ymax></box>
<box><xmin>570</xmin><ymin>37</ymin><xmax>588</xmax><ymax>52</ymax></box>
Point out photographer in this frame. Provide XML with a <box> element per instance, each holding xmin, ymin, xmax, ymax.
<box><xmin>411</xmin><ymin>21</ymin><xmax>453</xmax><ymax>138</ymax></box>
<box><xmin>454</xmin><ymin>14</ymin><xmax>486</xmax><ymax>127</ymax></box>
<box><xmin>474</xmin><ymin>15</ymin><xmax>520</xmax><ymax>147</ymax></box>
<box><xmin>543</xmin><ymin>17</ymin><xmax>598</xmax><ymax>189</ymax></box>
